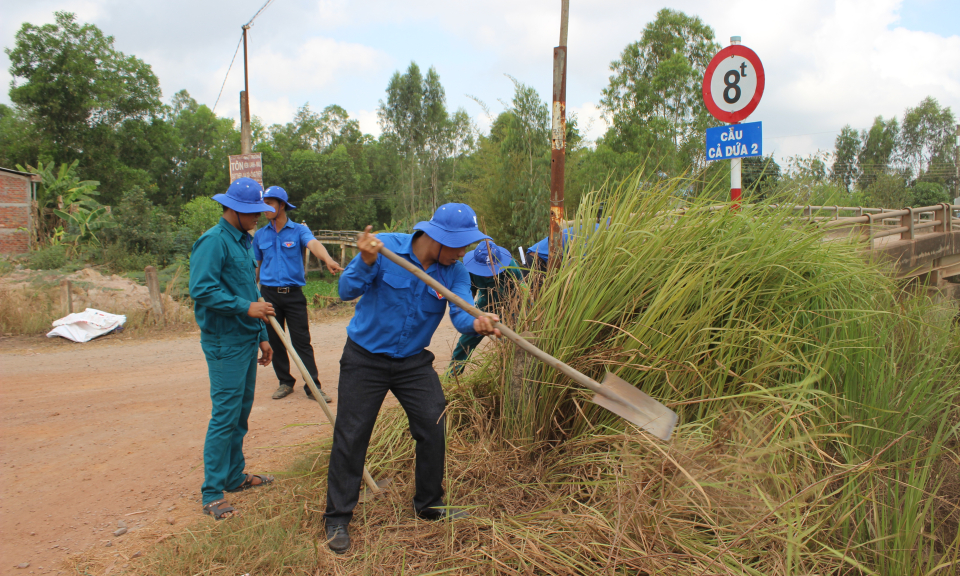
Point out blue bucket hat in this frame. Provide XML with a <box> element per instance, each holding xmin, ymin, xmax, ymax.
<box><xmin>213</xmin><ymin>178</ymin><xmax>275</xmax><ymax>214</ymax></box>
<box><xmin>413</xmin><ymin>203</ymin><xmax>490</xmax><ymax>248</ymax></box>
<box><xmin>464</xmin><ymin>241</ymin><xmax>512</xmax><ymax>277</ymax></box>
<box><xmin>527</xmin><ymin>228</ymin><xmax>571</xmax><ymax>262</ymax></box>
<box><xmin>263</xmin><ymin>186</ymin><xmax>296</xmax><ymax>210</ymax></box>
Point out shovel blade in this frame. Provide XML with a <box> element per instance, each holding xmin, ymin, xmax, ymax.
<box><xmin>591</xmin><ymin>372</ymin><xmax>678</xmax><ymax>441</ymax></box>
<box><xmin>358</xmin><ymin>477</ymin><xmax>393</xmax><ymax>503</ymax></box>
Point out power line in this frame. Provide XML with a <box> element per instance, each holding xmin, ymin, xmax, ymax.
<box><xmin>211</xmin><ymin>0</ymin><xmax>279</xmax><ymax>114</ymax></box>
<box><xmin>245</xmin><ymin>0</ymin><xmax>278</xmax><ymax>27</ymax></box>
<box><xmin>212</xmin><ymin>33</ymin><xmax>243</xmax><ymax>114</ymax></box>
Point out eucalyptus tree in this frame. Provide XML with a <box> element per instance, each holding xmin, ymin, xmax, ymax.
<box><xmin>378</xmin><ymin>62</ymin><xmax>451</xmax><ymax>217</ymax></box>
<box><xmin>599</xmin><ymin>9</ymin><xmax>720</xmax><ymax>177</ymax></box>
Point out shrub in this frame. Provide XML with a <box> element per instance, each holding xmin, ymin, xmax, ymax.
<box><xmin>909</xmin><ymin>181</ymin><xmax>950</xmax><ymax>207</ymax></box>
<box><xmin>179</xmin><ymin>197</ymin><xmax>222</xmax><ymax>239</ymax></box>
<box><xmin>26</xmin><ymin>245</ymin><xmax>68</xmax><ymax>270</ymax></box>
<box><xmin>109</xmin><ymin>187</ymin><xmax>176</xmax><ymax>265</ymax></box>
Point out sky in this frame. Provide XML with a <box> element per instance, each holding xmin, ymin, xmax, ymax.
<box><xmin>2</xmin><ymin>0</ymin><xmax>959</xmax><ymax>163</ymax></box>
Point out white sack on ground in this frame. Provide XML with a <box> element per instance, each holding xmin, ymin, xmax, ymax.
<box><xmin>47</xmin><ymin>308</ymin><xmax>126</xmax><ymax>343</ymax></box>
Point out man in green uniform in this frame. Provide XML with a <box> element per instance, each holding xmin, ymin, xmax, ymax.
<box><xmin>448</xmin><ymin>241</ymin><xmax>525</xmax><ymax>376</ymax></box>
<box><xmin>189</xmin><ymin>177</ymin><xmax>277</xmax><ymax>520</ymax></box>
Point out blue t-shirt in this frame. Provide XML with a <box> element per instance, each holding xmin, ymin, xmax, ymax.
<box><xmin>253</xmin><ymin>219</ymin><xmax>316</xmax><ymax>287</ymax></box>
<box><xmin>339</xmin><ymin>233</ymin><xmax>477</xmax><ymax>359</ymax></box>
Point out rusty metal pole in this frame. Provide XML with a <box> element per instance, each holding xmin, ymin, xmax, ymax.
<box><xmin>240</xmin><ymin>25</ymin><xmax>252</xmax><ymax>154</ymax></box>
<box><xmin>548</xmin><ymin>0</ymin><xmax>569</xmax><ymax>270</ymax></box>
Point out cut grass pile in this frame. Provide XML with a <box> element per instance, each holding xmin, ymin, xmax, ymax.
<box><xmin>77</xmin><ymin>174</ymin><xmax>960</xmax><ymax>575</ymax></box>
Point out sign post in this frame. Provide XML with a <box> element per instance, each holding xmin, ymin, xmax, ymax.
<box><xmin>228</xmin><ymin>153</ymin><xmax>263</xmax><ymax>186</ymax></box>
<box><xmin>702</xmin><ymin>36</ymin><xmax>765</xmax><ymax>205</ymax></box>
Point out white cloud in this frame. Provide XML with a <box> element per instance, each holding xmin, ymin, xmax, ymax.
<box><xmin>568</xmin><ymin>101</ymin><xmax>607</xmax><ymax>144</ymax></box>
<box><xmin>2</xmin><ymin>0</ymin><xmax>958</xmax><ymax>165</ymax></box>
<box><xmin>251</xmin><ymin>36</ymin><xmax>388</xmax><ymax>94</ymax></box>
<box><xmin>354</xmin><ymin>109</ymin><xmax>381</xmax><ymax>137</ymax></box>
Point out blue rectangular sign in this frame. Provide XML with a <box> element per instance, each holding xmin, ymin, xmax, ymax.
<box><xmin>706</xmin><ymin>121</ymin><xmax>762</xmax><ymax>162</ymax></box>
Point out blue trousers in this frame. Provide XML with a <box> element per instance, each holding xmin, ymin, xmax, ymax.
<box><xmin>200</xmin><ymin>340</ymin><xmax>258</xmax><ymax>506</ymax></box>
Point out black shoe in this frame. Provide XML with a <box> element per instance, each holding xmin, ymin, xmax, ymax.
<box><xmin>416</xmin><ymin>507</ymin><xmax>471</xmax><ymax>521</ymax></box>
<box><xmin>305</xmin><ymin>386</ymin><xmax>332</xmax><ymax>403</ymax></box>
<box><xmin>325</xmin><ymin>523</ymin><xmax>350</xmax><ymax>554</ymax></box>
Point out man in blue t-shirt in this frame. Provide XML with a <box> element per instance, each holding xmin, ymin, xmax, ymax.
<box><xmin>253</xmin><ymin>186</ymin><xmax>344</xmax><ymax>402</ymax></box>
<box><xmin>323</xmin><ymin>203</ymin><xmax>501</xmax><ymax>554</ymax></box>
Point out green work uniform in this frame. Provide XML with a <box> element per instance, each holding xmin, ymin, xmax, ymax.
<box><xmin>448</xmin><ymin>259</ymin><xmax>524</xmax><ymax>375</ymax></box>
<box><xmin>189</xmin><ymin>218</ymin><xmax>268</xmax><ymax>506</ymax></box>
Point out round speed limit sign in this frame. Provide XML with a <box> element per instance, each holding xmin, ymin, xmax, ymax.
<box><xmin>702</xmin><ymin>45</ymin><xmax>765</xmax><ymax>123</ymax></box>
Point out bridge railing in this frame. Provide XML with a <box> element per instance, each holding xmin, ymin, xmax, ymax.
<box><xmin>821</xmin><ymin>203</ymin><xmax>959</xmax><ymax>243</ymax></box>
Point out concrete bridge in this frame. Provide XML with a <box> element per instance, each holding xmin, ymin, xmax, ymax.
<box><xmin>810</xmin><ymin>203</ymin><xmax>960</xmax><ymax>288</ymax></box>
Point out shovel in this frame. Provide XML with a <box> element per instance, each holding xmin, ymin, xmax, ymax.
<box><xmin>377</xmin><ymin>247</ymin><xmax>678</xmax><ymax>441</ymax></box>
<box><xmin>258</xmin><ymin>297</ymin><xmax>391</xmax><ymax>502</ymax></box>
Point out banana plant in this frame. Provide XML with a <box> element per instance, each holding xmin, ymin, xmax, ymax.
<box><xmin>53</xmin><ymin>201</ymin><xmax>115</xmax><ymax>246</ymax></box>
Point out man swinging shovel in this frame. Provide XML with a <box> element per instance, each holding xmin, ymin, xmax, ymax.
<box><xmin>323</xmin><ymin>203</ymin><xmax>501</xmax><ymax>554</ymax></box>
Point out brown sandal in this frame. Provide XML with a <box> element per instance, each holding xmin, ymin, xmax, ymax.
<box><xmin>202</xmin><ymin>499</ymin><xmax>235</xmax><ymax>520</ymax></box>
<box><xmin>226</xmin><ymin>473</ymin><xmax>274</xmax><ymax>493</ymax></box>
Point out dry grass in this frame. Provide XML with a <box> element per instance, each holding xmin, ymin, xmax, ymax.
<box><xmin>62</xmin><ymin>177</ymin><xmax>960</xmax><ymax>575</ymax></box>
<box><xmin>0</xmin><ymin>280</ymin><xmax>195</xmax><ymax>338</ymax></box>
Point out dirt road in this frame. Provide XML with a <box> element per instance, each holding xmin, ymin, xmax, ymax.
<box><xmin>0</xmin><ymin>316</ymin><xmax>462</xmax><ymax>575</ymax></box>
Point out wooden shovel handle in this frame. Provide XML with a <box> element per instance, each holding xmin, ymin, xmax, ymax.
<box><xmin>258</xmin><ymin>296</ymin><xmax>381</xmax><ymax>494</ymax></box>
<box><xmin>377</xmin><ymin>246</ymin><xmax>611</xmax><ymax>399</ymax></box>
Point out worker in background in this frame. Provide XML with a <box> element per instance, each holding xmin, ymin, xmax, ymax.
<box><xmin>254</xmin><ymin>186</ymin><xmax>344</xmax><ymax>402</ymax></box>
<box><xmin>448</xmin><ymin>241</ymin><xmax>525</xmax><ymax>376</ymax></box>
<box><xmin>323</xmin><ymin>203</ymin><xmax>502</xmax><ymax>554</ymax></box>
<box><xmin>525</xmin><ymin>205</ymin><xmax>608</xmax><ymax>270</ymax></box>
<box><xmin>189</xmin><ymin>177</ymin><xmax>276</xmax><ymax>521</ymax></box>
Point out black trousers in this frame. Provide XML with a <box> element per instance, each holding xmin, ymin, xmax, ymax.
<box><xmin>324</xmin><ymin>338</ymin><xmax>447</xmax><ymax>526</ymax></box>
<box><xmin>261</xmin><ymin>286</ymin><xmax>321</xmax><ymax>392</ymax></box>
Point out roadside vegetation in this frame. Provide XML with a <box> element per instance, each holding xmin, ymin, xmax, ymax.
<box><xmin>69</xmin><ymin>175</ymin><xmax>959</xmax><ymax>575</ymax></box>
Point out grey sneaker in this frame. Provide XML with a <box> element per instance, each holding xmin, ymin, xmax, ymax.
<box><xmin>305</xmin><ymin>386</ymin><xmax>332</xmax><ymax>403</ymax></box>
<box><xmin>272</xmin><ymin>385</ymin><xmax>294</xmax><ymax>399</ymax></box>
<box><xmin>325</xmin><ymin>523</ymin><xmax>350</xmax><ymax>554</ymax></box>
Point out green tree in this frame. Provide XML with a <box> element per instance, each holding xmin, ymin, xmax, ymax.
<box><xmin>5</xmin><ymin>12</ymin><xmax>162</xmax><ymax>165</ymax></box>
<box><xmin>897</xmin><ymin>96</ymin><xmax>955</xmax><ymax>184</ymax></box>
<box><xmin>378</xmin><ymin>62</ymin><xmax>451</xmax><ymax>217</ymax></box>
<box><xmin>599</xmin><ymin>9</ymin><xmax>720</xmax><ymax>176</ymax></box>
<box><xmin>0</xmin><ymin>104</ymin><xmax>44</xmax><ymax>168</ymax></box>
<box><xmin>857</xmin><ymin>116</ymin><xmax>899</xmax><ymax>189</ymax></box>
<box><xmin>166</xmin><ymin>90</ymin><xmax>238</xmax><ymax>207</ymax></box>
<box><xmin>863</xmin><ymin>172</ymin><xmax>909</xmax><ymax>208</ymax></box>
<box><xmin>465</xmin><ymin>80</ymin><xmax>553</xmax><ymax>250</ymax></box>
<box><xmin>907</xmin><ymin>181</ymin><xmax>950</xmax><ymax>207</ymax></box>
<box><xmin>178</xmin><ymin>196</ymin><xmax>223</xmax><ymax>238</ymax></box>
<box><xmin>741</xmin><ymin>155</ymin><xmax>781</xmax><ymax>201</ymax></box>
<box><xmin>830</xmin><ymin>125</ymin><xmax>860</xmax><ymax>191</ymax></box>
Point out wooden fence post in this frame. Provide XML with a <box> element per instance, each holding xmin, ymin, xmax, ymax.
<box><xmin>145</xmin><ymin>266</ymin><xmax>164</xmax><ymax>322</ymax></box>
<box><xmin>60</xmin><ymin>279</ymin><xmax>73</xmax><ymax>316</ymax></box>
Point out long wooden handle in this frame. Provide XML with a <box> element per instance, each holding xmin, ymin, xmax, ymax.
<box><xmin>258</xmin><ymin>297</ymin><xmax>381</xmax><ymax>493</ymax></box>
<box><xmin>377</xmin><ymin>246</ymin><xmax>619</xmax><ymax>401</ymax></box>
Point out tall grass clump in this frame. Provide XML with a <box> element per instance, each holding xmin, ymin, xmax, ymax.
<box><xmin>460</xmin><ymin>173</ymin><xmax>960</xmax><ymax>572</ymax></box>
<box><xmin>116</xmin><ymin>172</ymin><xmax>958</xmax><ymax>575</ymax></box>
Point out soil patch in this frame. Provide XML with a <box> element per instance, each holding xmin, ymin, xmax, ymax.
<box><xmin>0</xmin><ymin>315</ymin><xmax>462</xmax><ymax>575</ymax></box>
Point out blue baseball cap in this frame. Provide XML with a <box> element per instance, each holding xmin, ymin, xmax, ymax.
<box><xmin>263</xmin><ymin>186</ymin><xmax>296</xmax><ymax>210</ymax></box>
<box><xmin>413</xmin><ymin>203</ymin><xmax>490</xmax><ymax>248</ymax></box>
<box><xmin>212</xmin><ymin>178</ymin><xmax>275</xmax><ymax>214</ymax></box>
<box><xmin>464</xmin><ymin>241</ymin><xmax>512</xmax><ymax>277</ymax></box>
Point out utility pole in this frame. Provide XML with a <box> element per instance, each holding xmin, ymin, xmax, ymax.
<box><xmin>548</xmin><ymin>0</ymin><xmax>569</xmax><ymax>270</ymax></box>
<box><xmin>955</xmin><ymin>124</ymin><xmax>959</xmax><ymax>203</ymax></box>
<box><xmin>240</xmin><ymin>24</ymin><xmax>252</xmax><ymax>154</ymax></box>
